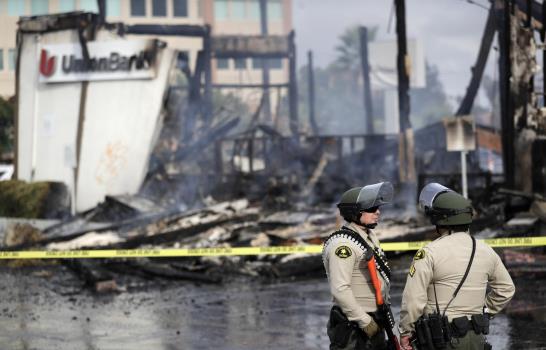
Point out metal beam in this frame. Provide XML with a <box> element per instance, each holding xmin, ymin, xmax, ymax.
<box><xmin>456</xmin><ymin>5</ymin><xmax>496</xmax><ymax>116</ymax></box>
<box><xmin>496</xmin><ymin>0</ymin><xmax>515</xmax><ymax>188</ymax></box>
<box><xmin>307</xmin><ymin>50</ymin><xmax>319</xmax><ymax>135</ymax></box>
<box><xmin>124</xmin><ymin>24</ymin><xmax>208</xmax><ymax>37</ymax></box>
<box><xmin>359</xmin><ymin>26</ymin><xmax>374</xmax><ymax>134</ymax></box>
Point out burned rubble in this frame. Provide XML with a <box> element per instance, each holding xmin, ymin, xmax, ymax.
<box><xmin>2</xmin><ymin>175</ymin><xmax>545</xmax><ymax>295</ymax></box>
<box><xmin>0</xmin><ymin>2</ymin><xmax>545</xmax><ymax>305</ymax></box>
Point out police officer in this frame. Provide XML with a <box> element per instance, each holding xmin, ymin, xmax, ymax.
<box><xmin>322</xmin><ymin>182</ymin><xmax>394</xmax><ymax>350</ymax></box>
<box><xmin>398</xmin><ymin>183</ymin><xmax>515</xmax><ymax>350</ymax></box>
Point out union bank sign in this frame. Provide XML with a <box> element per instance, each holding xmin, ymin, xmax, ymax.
<box><xmin>38</xmin><ymin>40</ymin><xmax>159</xmax><ymax>83</ymax></box>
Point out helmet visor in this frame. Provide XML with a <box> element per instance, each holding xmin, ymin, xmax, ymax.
<box><xmin>419</xmin><ymin>183</ymin><xmax>453</xmax><ymax>209</ymax></box>
<box><xmin>357</xmin><ymin>182</ymin><xmax>393</xmax><ymax>210</ymax></box>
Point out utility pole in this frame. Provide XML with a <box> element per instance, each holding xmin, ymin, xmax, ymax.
<box><xmin>359</xmin><ymin>26</ymin><xmax>374</xmax><ymax>134</ymax></box>
<box><xmin>259</xmin><ymin>0</ymin><xmax>272</xmax><ymax>124</ymax></box>
<box><xmin>288</xmin><ymin>31</ymin><xmax>299</xmax><ymax>136</ymax></box>
<box><xmin>496</xmin><ymin>0</ymin><xmax>515</xmax><ymax>188</ymax></box>
<box><xmin>203</xmin><ymin>25</ymin><xmax>213</xmax><ymax>124</ymax></box>
<box><xmin>394</xmin><ymin>0</ymin><xmax>415</xmax><ymax>183</ymax></box>
<box><xmin>307</xmin><ymin>50</ymin><xmax>319</xmax><ymax>134</ymax></box>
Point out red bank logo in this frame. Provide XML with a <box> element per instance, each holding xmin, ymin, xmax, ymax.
<box><xmin>39</xmin><ymin>49</ymin><xmax>56</xmax><ymax>77</ymax></box>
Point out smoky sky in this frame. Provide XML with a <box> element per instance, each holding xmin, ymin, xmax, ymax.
<box><xmin>293</xmin><ymin>0</ymin><xmax>495</xmax><ymax>108</ymax></box>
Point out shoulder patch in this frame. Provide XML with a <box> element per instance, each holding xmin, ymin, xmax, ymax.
<box><xmin>413</xmin><ymin>249</ymin><xmax>425</xmax><ymax>261</ymax></box>
<box><xmin>409</xmin><ymin>263</ymin><xmax>416</xmax><ymax>277</ymax></box>
<box><xmin>335</xmin><ymin>246</ymin><xmax>352</xmax><ymax>259</ymax></box>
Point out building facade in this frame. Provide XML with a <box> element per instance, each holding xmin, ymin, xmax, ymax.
<box><xmin>0</xmin><ymin>0</ymin><xmax>292</xmax><ymax>99</ymax></box>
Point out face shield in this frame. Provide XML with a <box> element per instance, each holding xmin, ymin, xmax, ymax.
<box><xmin>356</xmin><ymin>182</ymin><xmax>394</xmax><ymax>210</ymax></box>
<box><xmin>418</xmin><ymin>183</ymin><xmax>453</xmax><ymax>210</ymax></box>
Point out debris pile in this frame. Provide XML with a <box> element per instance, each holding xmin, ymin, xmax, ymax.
<box><xmin>0</xmin><ymin>193</ymin><xmax>442</xmax><ymax>292</ymax></box>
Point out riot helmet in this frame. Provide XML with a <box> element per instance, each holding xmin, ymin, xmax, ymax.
<box><xmin>337</xmin><ymin>182</ymin><xmax>394</xmax><ymax>224</ymax></box>
<box><xmin>419</xmin><ymin>183</ymin><xmax>473</xmax><ymax>226</ymax></box>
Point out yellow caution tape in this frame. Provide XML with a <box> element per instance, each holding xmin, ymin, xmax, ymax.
<box><xmin>0</xmin><ymin>236</ymin><xmax>544</xmax><ymax>259</ymax></box>
<box><xmin>381</xmin><ymin>236</ymin><xmax>546</xmax><ymax>251</ymax></box>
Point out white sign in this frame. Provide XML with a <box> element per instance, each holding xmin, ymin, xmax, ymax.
<box><xmin>38</xmin><ymin>40</ymin><xmax>158</xmax><ymax>83</ymax></box>
<box><xmin>444</xmin><ymin>115</ymin><xmax>476</xmax><ymax>152</ymax></box>
<box><xmin>369</xmin><ymin>39</ymin><xmax>426</xmax><ymax>89</ymax></box>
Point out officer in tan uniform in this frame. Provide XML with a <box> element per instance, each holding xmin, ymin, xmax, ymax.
<box><xmin>323</xmin><ymin>182</ymin><xmax>395</xmax><ymax>350</ymax></box>
<box><xmin>398</xmin><ymin>183</ymin><xmax>515</xmax><ymax>350</ymax></box>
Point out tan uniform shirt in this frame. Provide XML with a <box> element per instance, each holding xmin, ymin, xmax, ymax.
<box><xmin>399</xmin><ymin>232</ymin><xmax>515</xmax><ymax>335</ymax></box>
<box><xmin>322</xmin><ymin>222</ymin><xmax>391</xmax><ymax>329</ymax></box>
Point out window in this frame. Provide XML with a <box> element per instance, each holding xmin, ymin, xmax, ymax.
<box><xmin>253</xmin><ymin>58</ymin><xmax>282</xmax><ymax>69</ymax></box>
<box><xmin>8</xmin><ymin>49</ymin><xmax>16</xmax><ymax>71</ymax></box>
<box><xmin>267</xmin><ymin>0</ymin><xmax>282</xmax><ymax>21</ymax></box>
<box><xmin>31</xmin><ymin>0</ymin><xmax>49</xmax><ymax>15</ymax></box>
<box><xmin>197</xmin><ymin>0</ymin><xmax>202</xmax><ymax>17</ymax></box>
<box><xmin>216</xmin><ymin>58</ymin><xmax>229</xmax><ymax>69</ymax></box>
<box><xmin>0</xmin><ymin>50</ymin><xmax>4</xmax><ymax>70</ymax></box>
<box><xmin>152</xmin><ymin>0</ymin><xmax>166</xmax><ymax>16</ymax></box>
<box><xmin>106</xmin><ymin>0</ymin><xmax>121</xmax><ymax>17</ymax></box>
<box><xmin>234</xmin><ymin>58</ymin><xmax>246</xmax><ymax>69</ymax></box>
<box><xmin>248</xmin><ymin>0</ymin><xmax>259</xmax><ymax>20</ymax></box>
<box><xmin>8</xmin><ymin>0</ymin><xmax>25</xmax><ymax>16</ymax></box>
<box><xmin>232</xmin><ymin>0</ymin><xmax>245</xmax><ymax>19</ymax></box>
<box><xmin>131</xmin><ymin>0</ymin><xmax>146</xmax><ymax>16</ymax></box>
<box><xmin>248</xmin><ymin>0</ymin><xmax>280</xmax><ymax>21</ymax></box>
<box><xmin>58</xmin><ymin>0</ymin><xmax>75</xmax><ymax>12</ymax></box>
<box><xmin>252</xmin><ymin>58</ymin><xmax>262</xmax><ymax>69</ymax></box>
<box><xmin>80</xmin><ymin>0</ymin><xmax>98</xmax><ymax>12</ymax></box>
<box><xmin>173</xmin><ymin>0</ymin><xmax>188</xmax><ymax>17</ymax></box>
<box><xmin>268</xmin><ymin>58</ymin><xmax>282</xmax><ymax>69</ymax></box>
<box><xmin>214</xmin><ymin>0</ymin><xmax>227</xmax><ymax>20</ymax></box>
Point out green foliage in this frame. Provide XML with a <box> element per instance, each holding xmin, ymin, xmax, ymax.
<box><xmin>298</xmin><ymin>24</ymin><xmax>452</xmax><ymax>135</ymax></box>
<box><xmin>298</xmin><ymin>25</ymin><xmax>380</xmax><ymax>135</ymax></box>
<box><xmin>333</xmin><ymin>25</ymin><xmax>378</xmax><ymax>72</ymax></box>
<box><xmin>0</xmin><ymin>180</ymin><xmax>51</xmax><ymax>218</ymax></box>
<box><xmin>0</xmin><ymin>96</ymin><xmax>14</xmax><ymax>155</ymax></box>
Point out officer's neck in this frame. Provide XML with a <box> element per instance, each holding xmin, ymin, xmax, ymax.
<box><xmin>435</xmin><ymin>227</ymin><xmax>468</xmax><ymax>236</ymax></box>
<box><xmin>346</xmin><ymin>221</ymin><xmax>372</xmax><ymax>235</ymax></box>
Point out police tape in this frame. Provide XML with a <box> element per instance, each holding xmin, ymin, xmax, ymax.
<box><xmin>0</xmin><ymin>236</ymin><xmax>544</xmax><ymax>259</ymax></box>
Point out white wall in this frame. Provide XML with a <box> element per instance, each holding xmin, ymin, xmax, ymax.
<box><xmin>17</xmin><ymin>28</ymin><xmax>175</xmax><ymax>212</ymax></box>
<box><xmin>76</xmin><ymin>46</ymin><xmax>174</xmax><ymax>210</ymax></box>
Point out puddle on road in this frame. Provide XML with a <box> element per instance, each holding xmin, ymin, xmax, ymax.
<box><xmin>0</xmin><ymin>262</ymin><xmax>544</xmax><ymax>350</ymax></box>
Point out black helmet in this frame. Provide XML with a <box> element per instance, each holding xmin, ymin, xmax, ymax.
<box><xmin>337</xmin><ymin>182</ymin><xmax>394</xmax><ymax>223</ymax></box>
<box><xmin>419</xmin><ymin>183</ymin><xmax>473</xmax><ymax>226</ymax></box>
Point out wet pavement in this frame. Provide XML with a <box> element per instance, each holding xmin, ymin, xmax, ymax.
<box><xmin>0</xmin><ymin>257</ymin><xmax>545</xmax><ymax>350</ymax></box>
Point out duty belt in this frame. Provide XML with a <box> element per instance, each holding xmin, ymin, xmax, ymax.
<box><xmin>450</xmin><ymin>314</ymin><xmax>490</xmax><ymax>338</ymax></box>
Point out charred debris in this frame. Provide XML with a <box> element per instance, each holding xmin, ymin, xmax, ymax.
<box><xmin>3</xmin><ymin>1</ymin><xmax>546</xmax><ymax>292</ymax></box>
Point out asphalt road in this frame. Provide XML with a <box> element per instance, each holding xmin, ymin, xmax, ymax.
<box><xmin>0</xmin><ymin>258</ymin><xmax>544</xmax><ymax>350</ymax></box>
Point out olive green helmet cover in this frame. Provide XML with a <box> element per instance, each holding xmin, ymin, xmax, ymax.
<box><xmin>337</xmin><ymin>182</ymin><xmax>393</xmax><ymax>223</ymax></box>
<box><xmin>419</xmin><ymin>183</ymin><xmax>473</xmax><ymax>226</ymax></box>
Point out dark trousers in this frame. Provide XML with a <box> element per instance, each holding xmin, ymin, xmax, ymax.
<box><xmin>327</xmin><ymin>306</ymin><xmax>388</xmax><ymax>350</ymax></box>
<box><xmin>448</xmin><ymin>331</ymin><xmax>487</xmax><ymax>350</ymax></box>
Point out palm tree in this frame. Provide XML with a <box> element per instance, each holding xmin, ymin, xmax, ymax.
<box><xmin>332</xmin><ymin>25</ymin><xmax>378</xmax><ymax>72</ymax></box>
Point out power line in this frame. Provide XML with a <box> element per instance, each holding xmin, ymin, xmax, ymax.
<box><xmin>454</xmin><ymin>0</ymin><xmax>490</xmax><ymax>11</ymax></box>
